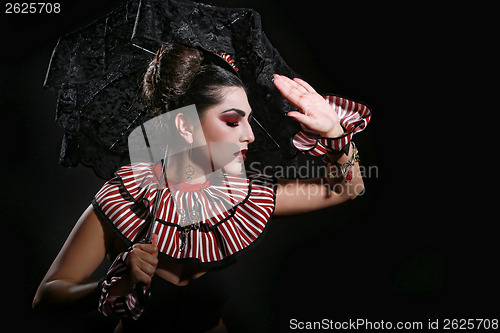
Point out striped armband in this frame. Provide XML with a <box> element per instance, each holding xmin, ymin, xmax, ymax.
<box><xmin>98</xmin><ymin>250</ymin><xmax>146</xmax><ymax>320</ymax></box>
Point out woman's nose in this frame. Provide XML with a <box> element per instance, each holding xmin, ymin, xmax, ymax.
<box><xmin>242</xmin><ymin>122</ymin><xmax>255</xmax><ymax>144</ymax></box>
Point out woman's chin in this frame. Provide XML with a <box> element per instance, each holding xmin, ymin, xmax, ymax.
<box><xmin>221</xmin><ymin>159</ymin><xmax>245</xmax><ymax>176</ymax></box>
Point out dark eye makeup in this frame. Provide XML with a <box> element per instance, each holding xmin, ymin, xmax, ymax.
<box><xmin>219</xmin><ymin>108</ymin><xmax>252</xmax><ymax>127</ymax></box>
<box><xmin>220</xmin><ymin>115</ymin><xmax>240</xmax><ymax>127</ymax></box>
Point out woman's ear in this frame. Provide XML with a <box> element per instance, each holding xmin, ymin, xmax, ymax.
<box><xmin>174</xmin><ymin>113</ymin><xmax>194</xmax><ymax>144</ymax></box>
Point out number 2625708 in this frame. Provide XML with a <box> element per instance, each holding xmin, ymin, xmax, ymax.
<box><xmin>5</xmin><ymin>3</ymin><xmax>61</xmax><ymax>14</ymax></box>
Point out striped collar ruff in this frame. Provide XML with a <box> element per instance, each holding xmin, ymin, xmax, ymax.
<box><xmin>93</xmin><ymin>163</ymin><xmax>276</xmax><ymax>264</ymax></box>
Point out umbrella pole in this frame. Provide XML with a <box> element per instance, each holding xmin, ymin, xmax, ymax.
<box><xmin>144</xmin><ymin>145</ymin><xmax>169</xmax><ymax>243</ymax></box>
<box><xmin>135</xmin><ymin>129</ymin><xmax>169</xmax><ymax>305</ymax></box>
<box><xmin>137</xmin><ymin>123</ymin><xmax>169</xmax><ymax>242</ymax></box>
<box><xmin>253</xmin><ymin>116</ymin><xmax>280</xmax><ymax>149</ymax></box>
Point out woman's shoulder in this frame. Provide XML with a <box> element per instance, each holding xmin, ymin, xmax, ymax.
<box><xmin>94</xmin><ymin>163</ymin><xmax>158</xmax><ymax>205</ymax></box>
<box><xmin>115</xmin><ymin>162</ymin><xmax>157</xmax><ymax>182</ymax></box>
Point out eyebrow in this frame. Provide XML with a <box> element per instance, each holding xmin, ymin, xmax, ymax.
<box><xmin>221</xmin><ymin>108</ymin><xmax>253</xmax><ymax>118</ymax></box>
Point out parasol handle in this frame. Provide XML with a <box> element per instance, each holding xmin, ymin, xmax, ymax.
<box><xmin>252</xmin><ymin>116</ymin><xmax>280</xmax><ymax>149</ymax></box>
<box><xmin>133</xmin><ymin>142</ymin><xmax>168</xmax><ymax>306</ymax></box>
<box><xmin>134</xmin><ymin>239</ymin><xmax>153</xmax><ymax>307</ymax></box>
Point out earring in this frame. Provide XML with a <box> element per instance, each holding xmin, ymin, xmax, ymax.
<box><xmin>185</xmin><ymin>143</ymin><xmax>195</xmax><ymax>183</ymax></box>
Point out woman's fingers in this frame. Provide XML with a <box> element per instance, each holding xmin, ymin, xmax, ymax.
<box><xmin>273</xmin><ymin>75</ymin><xmax>323</xmax><ymax>115</ymax></box>
<box><xmin>129</xmin><ymin>265</ymin><xmax>154</xmax><ymax>286</ymax></box>
<box><xmin>134</xmin><ymin>248</ymin><xmax>159</xmax><ymax>265</ymax></box>
<box><xmin>134</xmin><ymin>242</ymin><xmax>158</xmax><ymax>255</ymax></box>
<box><xmin>128</xmin><ymin>236</ymin><xmax>159</xmax><ymax>286</ymax></box>
<box><xmin>274</xmin><ymin>74</ymin><xmax>341</xmax><ymax>137</ymax></box>
<box><xmin>274</xmin><ymin>75</ymin><xmax>315</xmax><ymax>95</ymax></box>
<box><xmin>128</xmin><ymin>252</ymin><xmax>157</xmax><ymax>286</ymax></box>
<box><xmin>273</xmin><ymin>75</ymin><xmax>308</xmax><ymax>108</ymax></box>
<box><xmin>286</xmin><ymin>111</ymin><xmax>313</xmax><ymax>127</ymax></box>
<box><xmin>292</xmin><ymin>77</ymin><xmax>316</xmax><ymax>93</ymax></box>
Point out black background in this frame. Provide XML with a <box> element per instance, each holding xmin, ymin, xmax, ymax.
<box><xmin>1</xmin><ymin>1</ymin><xmax>497</xmax><ymax>332</ymax></box>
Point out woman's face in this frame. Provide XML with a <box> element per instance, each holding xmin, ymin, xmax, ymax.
<box><xmin>193</xmin><ymin>86</ymin><xmax>255</xmax><ymax>175</ymax></box>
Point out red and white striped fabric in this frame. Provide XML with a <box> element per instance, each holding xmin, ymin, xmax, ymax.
<box><xmin>215</xmin><ymin>50</ymin><xmax>239</xmax><ymax>71</ymax></box>
<box><xmin>98</xmin><ymin>251</ymin><xmax>146</xmax><ymax>320</ymax></box>
<box><xmin>292</xmin><ymin>95</ymin><xmax>371</xmax><ymax>155</ymax></box>
<box><xmin>93</xmin><ymin>163</ymin><xmax>276</xmax><ymax>263</ymax></box>
<box><xmin>94</xmin><ymin>163</ymin><xmax>276</xmax><ymax>319</ymax></box>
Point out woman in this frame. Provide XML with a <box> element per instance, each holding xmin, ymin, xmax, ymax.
<box><xmin>33</xmin><ymin>43</ymin><xmax>368</xmax><ymax>332</ymax></box>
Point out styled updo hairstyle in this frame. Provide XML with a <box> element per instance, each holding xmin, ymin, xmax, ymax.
<box><xmin>141</xmin><ymin>43</ymin><xmax>245</xmax><ymax>117</ymax></box>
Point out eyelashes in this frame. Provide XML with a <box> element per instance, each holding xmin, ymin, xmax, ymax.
<box><xmin>220</xmin><ymin>116</ymin><xmax>240</xmax><ymax>127</ymax></box>
<box><xmin>220</xmin><ymin>113</ymin><xmax>253</xmax><ymax>127</ymax></box>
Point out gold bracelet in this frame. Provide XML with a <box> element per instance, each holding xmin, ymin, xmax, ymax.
<box><xmin>328</xmin><ymin>142</ymin><xmax>359</xmax><ymax>182</ymax></box>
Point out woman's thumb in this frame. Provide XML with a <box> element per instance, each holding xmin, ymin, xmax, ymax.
<box><xmin>151</xmin><ymin>234</ymin><xmax>159</xmax><ymax>247</ymax></box>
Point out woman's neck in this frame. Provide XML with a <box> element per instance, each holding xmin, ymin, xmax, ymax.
<box><xmin>164</xmin><ymin>153</ymin><xmax>208</xmax><ymax>185</ymax></box>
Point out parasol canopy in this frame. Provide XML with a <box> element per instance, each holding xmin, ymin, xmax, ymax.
<box><xmin>44</xmin><ymin>0</ymin><xmax>304</xmax><ymax>180</ymax></box>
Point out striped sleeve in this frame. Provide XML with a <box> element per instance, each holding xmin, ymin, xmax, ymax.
<box><xmin>98</xmin><ymin>250</ymin><xmax>147</xmax><ymax>320</ymax></box>
<box><xmin>292</xmin><ymin>95</ymin><xmax>371</xmax><ymax>155</ymax></box>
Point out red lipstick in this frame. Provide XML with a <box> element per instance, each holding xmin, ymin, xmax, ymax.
<box><xmin>235</xmin><ymin>149</ymin><xmax>247</xmax><ymax>161</ymax></box>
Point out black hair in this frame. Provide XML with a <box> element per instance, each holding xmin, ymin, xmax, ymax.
<box><xmin>142</xmin><ymin>43</ymin><xmax>245</xmax><ymax>117</ymax></box>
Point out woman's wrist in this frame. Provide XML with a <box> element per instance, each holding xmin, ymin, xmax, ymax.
<box><xmin>325</xmin><ymin>142</ymin><xmax>360</xmax><ymax>182</ymax></box>
<box><xmin>107</xmin><ymin>276</ymin><xmax>135</xmax><ymax>297</ymax></box>
<box><xmin>326</xmin><ymin>143</ymin><xmax>352</xmax><ymax>164</ymax></box>
<box><xmin>319</xmin><ymin>124</ymin><xmax>344</xmax><ymax>138</ymax></box>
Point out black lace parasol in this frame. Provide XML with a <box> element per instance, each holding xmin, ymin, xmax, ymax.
<box><xmin>45</xmin><ymin>0</ymin><xmax>314</xmax><ymax>180</ymax></box>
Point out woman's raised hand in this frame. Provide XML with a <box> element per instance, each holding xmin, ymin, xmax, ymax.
<box><xmin>273</xmin><ymin>74</ymin><xmax>344</xmax><ymax>138</ymax></box>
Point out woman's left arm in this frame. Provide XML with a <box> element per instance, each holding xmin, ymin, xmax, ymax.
<box><xmin>272</xmin><ymin>75</ymin><xmax>364</xmax><ymax>215</ymax></box>
<box><xmin>274</xmin><ymin>146</ymin><xmax>364</xmax><ymax>215</ymax></box>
